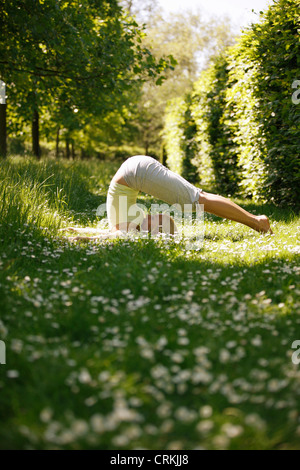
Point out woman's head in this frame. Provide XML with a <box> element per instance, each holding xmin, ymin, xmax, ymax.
<box><xmin>140</xmin><ymin>213</ymin><xmax>177</xmax><ymax>235</ymax></box>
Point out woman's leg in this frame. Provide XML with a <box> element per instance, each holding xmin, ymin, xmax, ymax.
<box><xmin>198</xmin><ymin>191</ymin><xmax>273</xmax><ymax>234</ymax></box>
<box><xmin>111</xmin><ymin>157</ymin><xmax>273</xmax><ymax>234</ymax></box>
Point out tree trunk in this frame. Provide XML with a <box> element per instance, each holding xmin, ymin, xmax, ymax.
<box><xmin>81</xmin><ymin>148</ymin><xmax>86</xmax><ymax>159</ymax></box>
<box><xmin>55</xmin><ymin>127</ymin><xmax>60</xmax><ymax>158</ymax></box>
<box><xmin>32</xmin><ymin>108</ymin><xmax>40</xmax><ymax>158</ymax></box>
<box><xmin>71</xmin><ymin>141</ymin><xmax>75</xmax><ymax>159</ymax></box>
<box><xmin>160</xmin><ymin>143</ymin><xmax>167</xmax><ymax>166</ymax></box>
<box><xmin>145</xmin><ymin>142</ymin><xmax>149</xmax><ymax>156</ymax></box>
<box><xmin>0</xmin><ymin>104</ymin><xmax>7</xmax><ymax>158</ymax></box>
<box><xmin>65</xmin><ymin>138</ymin><xmax>70</xmax><ymax>159</ymax></box>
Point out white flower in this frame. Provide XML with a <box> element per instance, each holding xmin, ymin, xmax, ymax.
<box><xmin>245</xmin><ymin>413</ymin><xmax>266</xmax><ymax>430</ymax></box>
<box><xmin>140</xmin><ymin>348</ymin><xmax>154</xmax><ymax>360</ymax></box>
<box><xmin>175</xmin><ymin>407</ymin><xmax>197</xmax><ymax>423</ymax></box>
<box><xmin>221</xmin><ymin>423</ymin><xmax>243</xmax><ymax>438</ymax></box>
<box><xmin>199</xmin><ymin>405</ymin><xmax>213</xmax><ymax>418</ymax></box>
<box><xmin>196</xmin><ymin>420</ymin><xmax>214</xmax><ymax>434</ymax></box>
<box><xmin>11</xmin><ymin>338</ymin><xmax>23</xmax><ymax>353</ymax></box>
<box><xmin>90</xmin><ymin>414</ymin><xmax>105</xmax><ymax>433</ymax></box>
<box><xmin>251</xmin><ymin>336</ymin><xmax>262</xmax><ymax>347</ymax></box>
<box><xmin>171</xmin><ymin>352</ymin><xmax>184</xmax><ymax>363</ymax></box>
<box><xmin>212</xmin><ymin>435</ymin><xmax>230</xmax><ymax>449</ymax></box>
<box><xmin>219</xmin><ymin>349</ymin><xmax>231</xmax><ymax>363</ymax></box>
<box><xmin>151</xmin><ymin>364</ymin><xmax>169</xmax><ymax>379</ymax></box>
<box><xmin>157</xmin><ymin>403</ymin><xmax>172</xmax><ymax>418</ymax></box>
<box><xmin>7</xmin><ymin>370</ymin><xmax>19</xmax><ymax>378</ymax></box>
<box><xmin>40</xmin><ymin>408</ymin><xmax>53</xmax><ymax>423</ymax></box>
<box><xmin>112</xmin><ymin>434</ymin><xmax>129</xmax><ymax>447</ymax></box>
<box><xmin>78</xmin><ymin>369</ymin><xmax>92</xmax><ymax>384</ymax></box>
<box><xmin>156</xmin><ymin>336</ymin><xmax>168</xmax><ymax>350</ymax></box>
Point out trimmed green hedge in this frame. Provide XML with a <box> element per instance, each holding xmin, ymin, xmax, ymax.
<box><xmin>163</xmin><ymin>95</ymin><xmax>199</xmax><ymax>183</ymax></box>
<box><xmin>163</xmin><ymin>0</ymin><xmax>300</xmax><ymax>206</ymax></box>
<box><xmin>226</xmin><ymin>0</ymin><xmax>300</xmax><ymax>205</ymax></box>
<box><xmin>224</xmin><ymin>47</ymin><xmax>268</xmax><ymax>200</ymax></box>
<box><xmin>163</xmin><ymin>97</ymin><xmax>187</xmax><ymax>175</ymax></box>
<box><xmin>192</xmin><ymin>55</ymin><xmax>240</xmax><ymax>195</ymax></box>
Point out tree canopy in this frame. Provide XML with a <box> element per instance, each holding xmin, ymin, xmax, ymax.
<box><xmin>0</xmin><ymin>0</ymin><xmax>172</xmax><ymax>156</ymax></box>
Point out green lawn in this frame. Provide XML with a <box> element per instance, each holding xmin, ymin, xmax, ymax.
<box><xmin>0</xmin><ymin>157</ymin><xmax>299</xmax><ymax>450</ymax></box>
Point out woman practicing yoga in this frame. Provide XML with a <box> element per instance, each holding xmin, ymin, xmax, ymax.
<box><xmin>64</xmin><ymin>155</ymin><xmax>273</xmax><ymax>240</ymax></box>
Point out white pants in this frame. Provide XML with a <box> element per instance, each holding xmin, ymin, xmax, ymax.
<box><xmin>107</xmin><ymin>155</ymin><xmax>202</xmax><ymax>229</ymax></box>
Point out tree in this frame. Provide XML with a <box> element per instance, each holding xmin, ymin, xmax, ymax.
<box><xmin>122</xmin><ymin>7</ymin><xmax>236</xmax><ymax>156</ymax></box>
<box><xmin>0</xmin><ymin>0</ymin><xmax>172</xmax><ymax>157</ymax></box>
<box><xmin>0</xmin><ymin>81</ymin><xmax>6</xmax><ymax>157</ymax></box>
<box><xmin>120</xmin><ymin>0</ymin><xmax>160</xmax><ymax>24</ymax></box>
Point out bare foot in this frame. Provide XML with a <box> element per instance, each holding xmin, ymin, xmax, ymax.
<box><xmin>256</xmin><ymin>215</ymin><xmax>273</xmax><ymax>234</ymax></box>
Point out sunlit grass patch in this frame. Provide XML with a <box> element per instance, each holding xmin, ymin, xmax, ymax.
<box><xmin>0</xmin><ymin>157</ymin><xmax>118</xmax><ymax>233</ymax></box>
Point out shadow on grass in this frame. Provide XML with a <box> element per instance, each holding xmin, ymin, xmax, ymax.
<box><xmin>2</xmin><ymin>231</ymin><xmax>299</xmax><ymax>338</ymax></box>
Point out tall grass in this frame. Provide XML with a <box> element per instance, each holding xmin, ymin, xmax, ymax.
<box><xmin>0</xmin><ymin>157</ymin><xmax>118</xmax><ymax>233</ymax></box>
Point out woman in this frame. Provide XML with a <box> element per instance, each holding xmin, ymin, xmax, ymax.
<box><xmin>64</xmin><ymin>155</ymin><xmax>273</xmax><ymax>240</ymax></box>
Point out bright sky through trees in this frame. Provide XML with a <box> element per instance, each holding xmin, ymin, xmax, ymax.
<box><xmin>158</xmin><ymin>0</ymin><xmax>273</xmax><ymax>29</ymax></box>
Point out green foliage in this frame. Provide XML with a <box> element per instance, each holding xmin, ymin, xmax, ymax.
<box><xmin>192</xmin><ymin>55</ymin><xmax>240</xmax><ymax>194</ymax></box>
<box><xmin>164</xmin><ymin>57</ymin><xmax>239</xmax><ymax>192</ymax></box>
<box><xmin>163</xmin><ymin>0</ymin><xmax>300</xmax><ymax>206</ymax></box>
<box><xmin>0</xmin><ymin>0</ymin><xmax>172</xmax><ymax>155</ymax></box>
<box><xmin>224</xmin><ymin>0</ymin><xmax>300</xmax><ymax>205</ymax></box>
<box><xmin>224</xmin><ymin>50</ymin><xmax>268</xmax><ymax>200</ymax></box>
<box><xmin>124</xmin><ymin>8</ymin><xmax>236</xmax><ymax>156</ymax></box>
<box><xmin>180</xmin><ymin>95</ymin><xmax>199</xmax><ymax>184</ymax></box>
<box><xmin>247</xmin><ymin>0</ymin><xmax>300</xmax><ymax>206</ymax></box>
<box><xmin>163</xmin><ymin>97</ymin><xmax>187</xmax><ymax>174</ymax></box>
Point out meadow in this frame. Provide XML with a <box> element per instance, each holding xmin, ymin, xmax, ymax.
<box><xmin>0</xmin><ymin>156</ymin><xmax>299</xmax><ymax>449</ymax></box>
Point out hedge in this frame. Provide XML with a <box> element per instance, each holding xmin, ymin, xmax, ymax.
<box><xmin>163</xmin><ymin>97</ymin><xmax>187</xmax><ymax>175</ymax></box>
<box><xmin>163</xmin><ymin>0</ymin><xmax>300</xmax><ymax>206</ymax></box>
<box><xmin>192</xmin><ymin>55</ymin><xmax>240</xmax><ymax>195</ymax></box>
<box><xmin>163</xmin><ymin>95</ymin><xmax>199</xmax><ymax>183</ymax></box>
<box><xmin>226</xmin><ymin>0</ymin><xmax>300</xmax><ymax>205</ymax></box>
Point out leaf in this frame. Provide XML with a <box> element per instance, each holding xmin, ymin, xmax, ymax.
<box><xmin>156</xmin><ymin>76</ymin><xmax>165</xmax><ymax>86</ymax></box>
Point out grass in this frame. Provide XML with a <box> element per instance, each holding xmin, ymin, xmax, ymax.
<box><xmin>0</xmin><ymin>156</ymin><xmax>299</xmax><ymax>450</ymax></box>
